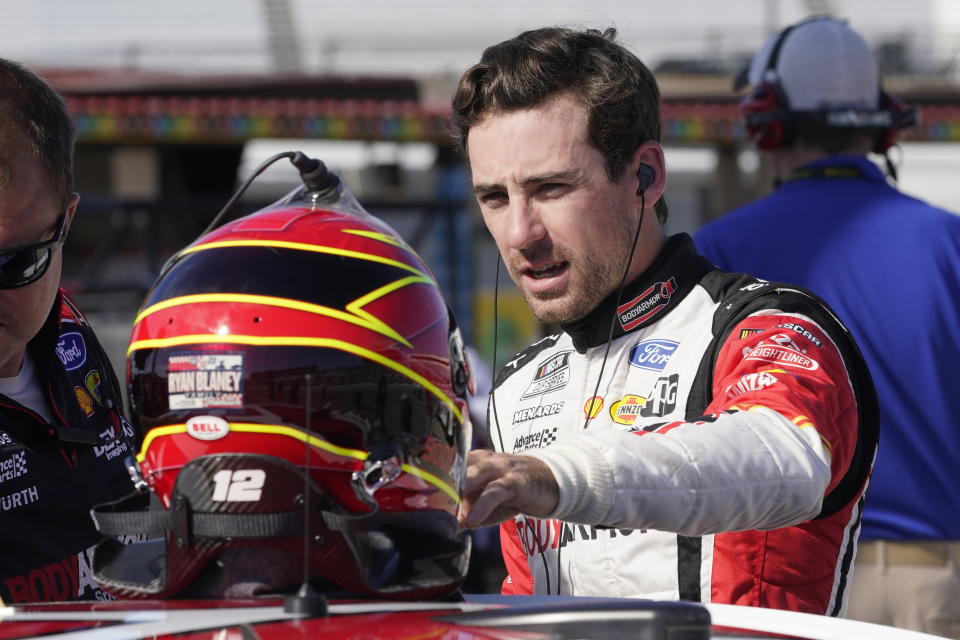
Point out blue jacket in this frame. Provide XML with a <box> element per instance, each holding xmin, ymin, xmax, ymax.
<box><xmin>695</xmin><ymin>154</ymin><xmax>960</xmax><ymax>541</ymax></box>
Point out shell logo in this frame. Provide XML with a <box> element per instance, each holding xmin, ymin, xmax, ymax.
<box><xmin>186</xmin><ymin>415</ymin><xmax>230</xmax><ymax>441</ymax></box>
<box><xmin>74</xmin><ymin>386</ymin><xmax>94</xmax><ymax>417</ymax></box>
<box><xmin>610</xmin><ymin>394</ymin><xmax>647</xmax><ymax>425</ymax></box>
<box><xmin>583</xmin><ymin>396</ymin><xmax>604</xmax><ymax>420</ymax></box>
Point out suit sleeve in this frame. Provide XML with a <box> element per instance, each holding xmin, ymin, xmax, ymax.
<box><xmin>526</xmin><ymin>312</ymin><xmax>858</xmax><ymax>534</ymax></box>
<box><xmin>499</xmin><ymin>520</ymin><xmax>533</xmax><ymax>595</ymax></box>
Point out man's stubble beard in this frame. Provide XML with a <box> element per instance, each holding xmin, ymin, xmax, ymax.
<box><xmin>508</xmin><ymin>240</ymin><xmax>632</xmax><ymax>327</ymax></box>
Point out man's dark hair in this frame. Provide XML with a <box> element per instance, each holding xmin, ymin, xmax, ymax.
<box><xmin>452</xmin><ymin>26</ymin><xmax>668</xmax><ymax>223</ymax></box>
<box><xmin>0</xmin><ymin>59</ymin><xmax>75</xmax><ymax>209</ymax></box>
<box><xmin>794</xmin><ymin>119</ymin><xmax>884</xmax><ymax>155</ymax></box>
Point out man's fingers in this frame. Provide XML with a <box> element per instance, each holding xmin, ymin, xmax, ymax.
<box><xmin>462</xmin><ymin>450</ymin><xmax>560</xmax><ymax>527</ymax></box>
<box><xmin>465</xmin><ymin>449</ymin><xmax>495</xmax><ymax>494</ymax></box>
<box><xmin>463</xmin><ymin>479</ymin><xmax>514</xmax><ymax>528</ymax></box>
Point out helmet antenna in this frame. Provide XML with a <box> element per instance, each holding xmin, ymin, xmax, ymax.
<box><xmin>283</xmin><ymin>373</ymin><xmax>328</xmax><ymax>617</ymax></box>
<box><xmin>200</xmin><ymin>151</ymin><xmax>340</xmax><ymax>238</ymax></box>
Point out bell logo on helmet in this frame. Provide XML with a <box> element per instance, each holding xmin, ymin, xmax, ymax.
<box><xmin>185</xmin><ymin>415</ymin><xmax>230</xmax><ymax>441</ymax></box>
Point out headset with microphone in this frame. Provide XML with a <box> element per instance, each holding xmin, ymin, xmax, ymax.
<box><xmin>737</xmin><ymin>17</ymin><xmax>917</xmax><ymax>156</ymax></box>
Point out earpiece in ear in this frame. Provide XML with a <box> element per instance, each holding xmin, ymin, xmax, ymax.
<box><xmin>636</xmin><ymin>163</ymin><xmax>655</xmax><ymax>195</ymax></box>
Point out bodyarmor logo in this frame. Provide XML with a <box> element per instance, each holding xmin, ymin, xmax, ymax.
<box><xmin>520</xmin><ymin>352</ymin><xmax>571</xmax><ymax>400</ymax></box>
<box><xmin>0</xmin><ymin>452</ymin><xmax>27</xmax><ymax>484</ymax></box>
<box><xmin>512</xmin><ymin>427</ymin><xmax>558</xmax><ymax>453</ymax></box>
<box><xmin>513</xmin><ymin>402</ymin><xmax>564</xmax><ymax>424</ymax></box>
<box><xmin>55</xmin><ymin>332</ymin><xmax>87</xmax><ymax>371</ymax></box>
<box><xmin>617</xmin><ymin>277</ymin><xmax>677</xmax><ymax>331</ymax></box>
<box><xmin>1</xmin><ymin>538</ymin><xmax>143</xmax><ymax>603</ymax></box>
<box><xmin>629</xmin><ymin>339</ymin><xmax>680</xmax><ymax>372</ymax></box>
<box><xmin>641</xmin><ymin>374</ymin><xmax>678</xmax><ymax>417</ymax></box>
<box><xmin>514</xmin><ymin>517</ymin><xmax>644</xmax><ymax>557</ymax></box>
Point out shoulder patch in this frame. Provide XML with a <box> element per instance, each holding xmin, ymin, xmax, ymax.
<box><xmin>492</xmin><ymin>334</ymin><xmax>561</xmax><ymax>390</ymax></box>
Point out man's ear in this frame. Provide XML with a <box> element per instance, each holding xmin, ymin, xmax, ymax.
<box><xmin>631</xmin><ymin>141</ymin><xmax>666</xmax><ymax>206</ymax></box>
<box><xmin>63</xmin><ymin>192</ymin><xmax>80</xmax><ymax>238</ymax></box>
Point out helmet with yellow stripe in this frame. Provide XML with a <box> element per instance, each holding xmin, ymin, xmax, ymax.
<box><xmin>91</xmin><ymin>178</ymin><xmax>473</xmax><ymax>600</ymax></box>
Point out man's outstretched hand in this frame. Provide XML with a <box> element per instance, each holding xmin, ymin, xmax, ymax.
<box><xmin>461</xmin><ymin>449</ymin><xmax>560</xmax><ymax>528</ymax></box>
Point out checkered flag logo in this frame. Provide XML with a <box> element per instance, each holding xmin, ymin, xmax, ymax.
<box><xmin>13</xmin><ymin>452</ymin><xmax>26</xmax><ymax>476</ymax></box>
<box><xmin>540</xmin><ymin>428</ymin><xmax>558</xmax><ymax>447</ymax></box>
<box><xmin>0</xmin><ymin>451</ymin><xmax>27</xmax><ymax>484</ymax></box>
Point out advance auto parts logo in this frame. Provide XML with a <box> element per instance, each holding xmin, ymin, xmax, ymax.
<box><xmin>617</xmin><ymin>277</ymin><xmax>677</xmax><ymax>331</ymax></box>
<box><xmin>521</xmin><ymin>352</ymin><xmax>572</xmax><ymax>400</ymax></box>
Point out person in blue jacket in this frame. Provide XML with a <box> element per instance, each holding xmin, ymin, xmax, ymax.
<box><xmin>695</xmin><ymin>17</ymin><xmax>960</xmax><ymax>637</ymax></box>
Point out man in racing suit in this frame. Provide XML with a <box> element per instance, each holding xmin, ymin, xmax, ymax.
<box><xmin>0</xmin><ymin>58</ymin><xmax>139</xmax><ymax>603</ymax></box>
<box><xmin>452</xmin><ymin>27</ymin><xmax>878</xmax><ymax>615</ymax></box>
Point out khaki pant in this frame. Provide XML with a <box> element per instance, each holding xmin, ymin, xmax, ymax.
<box><xmin>847</xmin><ymin>540</ymin><xmax>960</xmax><ymax>639</ymax></box>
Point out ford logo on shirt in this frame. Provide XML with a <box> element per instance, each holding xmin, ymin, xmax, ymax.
<box><xmin>56</xmin><ymin>332</ymin><xmax>87</xmax><ymax>371</ymax></box>
<box><xmin>628</xmin><ymin>339</ymin><xmax>679</xmax><ymax>372</ymax></box>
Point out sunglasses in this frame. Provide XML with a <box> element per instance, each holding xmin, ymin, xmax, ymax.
<box><xmin>0</xmin><ymin>211</ymin><xmax>68</xmax><ymax>289</ymax></box>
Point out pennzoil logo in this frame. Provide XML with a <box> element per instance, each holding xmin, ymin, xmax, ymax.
<box><xmin>610</xmin><ymin>394</ymin><xmax>647</xmax><ymax>425</ymax></box>
<box><xmin>617</xmin><ymin>277</ymin><xmax>677</xmax><ymax>331</ymax></box>
<box><xmin>521</xmin><ymin>352</ymin><xmax>572</xmax><ymax>400</ymax></box>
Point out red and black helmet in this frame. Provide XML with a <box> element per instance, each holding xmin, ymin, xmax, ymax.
<box><xmin>92</xmin><ymin>178</ymin><xmax>473</xmax><ymax>600</ymax></box>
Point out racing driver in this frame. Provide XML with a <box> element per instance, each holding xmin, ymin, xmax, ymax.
<box><xmin>453</xmin><ymin>26</ymin><xmax>879</xmax><ymax>616</ymax></box>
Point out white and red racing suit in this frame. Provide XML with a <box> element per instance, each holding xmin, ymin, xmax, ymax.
<box><xmin>486</xmin><ymin>234</ymin><xmax>878</xmax><ymax>616</ymax></box>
